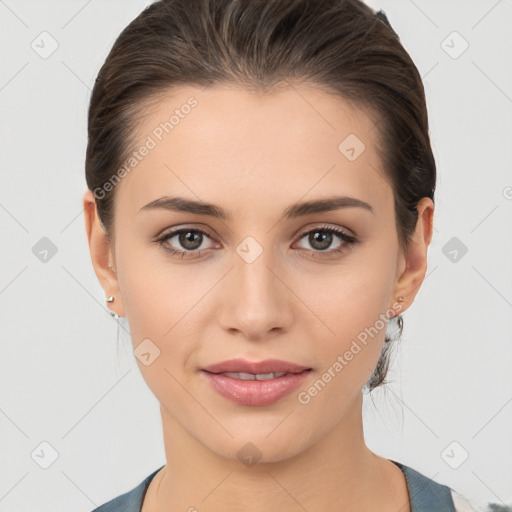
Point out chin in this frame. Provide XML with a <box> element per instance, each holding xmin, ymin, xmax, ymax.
<box><xmin>200</xmin><ymin>426</ymin><xmax>315</xmax><ymax>468</ymax></box>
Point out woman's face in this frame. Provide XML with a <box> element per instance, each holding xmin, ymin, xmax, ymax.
<box><xmin>85</xmin><ymin>82</ymin><xmax>432</xmax><ymax>463</ymax></box>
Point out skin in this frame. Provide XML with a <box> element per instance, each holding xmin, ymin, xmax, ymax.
<box><xmin>84</xmin><ymin>82</ymin><xmax>433</xmax><ymax>512</ymax></box>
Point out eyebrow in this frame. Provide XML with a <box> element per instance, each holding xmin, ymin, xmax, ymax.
<box><xmin>138</xmin><ymin>195</ymin><xmax>374</xmax><ymax>220</ymax></box>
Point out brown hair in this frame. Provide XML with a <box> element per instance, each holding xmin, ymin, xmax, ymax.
<box><xmin>85</xmin><ymin>0</ymin><xmax>436</xmax><ymax>392</ymax></box>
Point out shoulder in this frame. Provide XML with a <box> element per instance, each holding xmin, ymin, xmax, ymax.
<box><xmin>89</xmin><ymin>466</ymin><xmax>163</xmax><ymax>512</ymax></box>
<box><xmin>391</xmin><ymin>460</ymin><xmax>478</xmax><ymax>512</ymax></box>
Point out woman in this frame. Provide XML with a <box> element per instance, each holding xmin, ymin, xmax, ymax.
<box><xmin>83</xmin><ymin>0</ymin><xmax>479</xmax><ymax>510</ymax></box>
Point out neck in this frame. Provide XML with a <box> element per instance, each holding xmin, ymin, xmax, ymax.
<box><xmin>146</xmin><ymin>393</ymin><xmax>407</xmax><ymax>512</ymax></box>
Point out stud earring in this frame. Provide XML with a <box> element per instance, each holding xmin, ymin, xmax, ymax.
<box><xmin>106</xmin><ymin>296</ymin><xmax>119</xmax><ymax>319</ymax></box>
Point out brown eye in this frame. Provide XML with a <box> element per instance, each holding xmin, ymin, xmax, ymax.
<box><xmin>307</xmin><ymin>231</ymin><xmax>334</xmax><ymax>251</ymax></box>
<box><xmin>157</xmin><ymin>227</ymin><xmax>215</xmax><ymax>259</ymax></box>
<box><xmin>176</xmin><ymin>230</ymin><xmax>203</xmax><ymax>250</ymax></box>
<box><xmin>294</xmin><ymin>226</ymin><xmax>359</xmax><ymax>258</ymax></box>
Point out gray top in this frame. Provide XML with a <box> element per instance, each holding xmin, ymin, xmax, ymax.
<box><xmin>90</xmin><ymin>460</ymin><xmax>474</xmax><ymax>511</ymax></box>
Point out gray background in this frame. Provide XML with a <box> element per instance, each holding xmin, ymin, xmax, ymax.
<box><xmin>0</xmin><ymin>0</ymin><xmax>511</xmax><ymax>510</ymax></box>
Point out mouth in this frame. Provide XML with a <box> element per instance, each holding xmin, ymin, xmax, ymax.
<box><xmin>200</xmin><ymin>361</ymin><xmax>313</xmax><ymax>406</ymax></box>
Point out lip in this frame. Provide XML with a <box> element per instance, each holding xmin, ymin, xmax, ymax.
<box><xmin>202</xmin><ymin>358</ymin><xmax>311</xmax><ymax>374</ymax></box>
<box><xmin>201</xmin><ymin>359</ymin><xmax>312</xmax><ymax>406</ymax></box>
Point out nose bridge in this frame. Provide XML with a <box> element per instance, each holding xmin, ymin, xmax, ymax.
<box><xmin>221</xmin><ymin>236</ymin><xmax>291</xmax><ymax>338</ymax></box>
<box><xmin>237</xmin><ymin>246</ymin><xmax>275</xmax><ymax>304</ymax></box>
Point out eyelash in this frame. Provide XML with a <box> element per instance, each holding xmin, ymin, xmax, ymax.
<box><xmin>156</xmin><ymin>225</ymin><xmax>359</xmax><ymax>260</ymax></box>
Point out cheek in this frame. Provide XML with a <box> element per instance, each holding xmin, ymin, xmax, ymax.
<box><xmin>294</xmin><ymin>283</ymin><xmax>390</xmax><ymax>421</ymax></box>
<box><xmin>114</xmin><ymin>245</ymin><xmax>217</xmax><ymax>400</ymax></box>
<box><xmin>115</xmin><ymin>241</ymin><xmax>207</xmax><ymax>338</ymax></box>
<box><xmin>115</xmin><ymin>250</ymin><xmax>199</xmax><ymax>407</ymax></box>
<box><xmin>294</xmin><ymin>248</ymin><xmax>397</xmax><ymax>387</ymax></box>
<box><xmin>299</xmin><ymin>255</ymin><xmax>395</xmax><ymax>340</ymax></box>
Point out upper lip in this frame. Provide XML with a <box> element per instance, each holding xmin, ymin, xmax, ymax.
<box><xmin>202</xmin><ymin>358</ymin><xmax>311</xmax><ymax>374</ymax></box>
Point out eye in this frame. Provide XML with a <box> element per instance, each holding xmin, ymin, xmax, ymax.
<box><xmin>293</xmin><ymin>225</ymin><xmax>359</xmax><ymax>258</ymax></box>
<box><xmin>156</xmin><ymin>227</ymin><xmax>217</xmax><ymax>259</ymax></box>
<box><xmin>156</xmin><ymin>224</ymin><xmax>359</xmax><ymax>260</ymax></box>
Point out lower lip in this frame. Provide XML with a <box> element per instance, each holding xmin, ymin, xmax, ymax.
<box><xmin>201</xmin><ymin>370</ymin><xmax>312</xmax><ymax>406</ymax></box>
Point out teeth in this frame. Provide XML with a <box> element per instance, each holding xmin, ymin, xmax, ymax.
<box><xmin>221</xmin><ymin>371</ymin><xmax>287</xmax><ymax>380</ymax></box>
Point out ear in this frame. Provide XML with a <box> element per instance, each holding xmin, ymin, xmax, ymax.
<box><xmin>390</xmin><ymin>197</ymin><xmax>434</xmax><ymax>315</ymax></box>
<box><xmin>83</xmin><ymin>189</ymin><xmax>126</xmax><ymax>317</ymax></box>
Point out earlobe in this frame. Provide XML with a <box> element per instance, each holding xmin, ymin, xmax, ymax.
<box><xmin>390</xmin><ymin>197</ymin><xmax>435</xmax><ymax>314</ymax></box>
<box><xmin>82</xmin><ymin>189</ymin><xmax>126</xmax><ymax>317</ymax></box>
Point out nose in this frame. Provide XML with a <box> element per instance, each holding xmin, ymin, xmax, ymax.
<box><xmin>217</xmin><ymin>244</ymin><xmax>294</xmax><ymax>341</ymax></box>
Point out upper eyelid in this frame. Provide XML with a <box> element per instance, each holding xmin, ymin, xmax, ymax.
<box><xmin>294</xmin><ymin>224</ymin><xmax>355</xmax><ymax>240</ymax></box>
<box><xmin>157</xmin><ymin>226</ymin><xmax>217</xmax><ymax>243</ymax></box>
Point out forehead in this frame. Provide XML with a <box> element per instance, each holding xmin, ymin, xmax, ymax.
<box><xmin>114</xmin><ymin>82</ymin><xmax>391</xmax><ymax>219</ymax></box>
